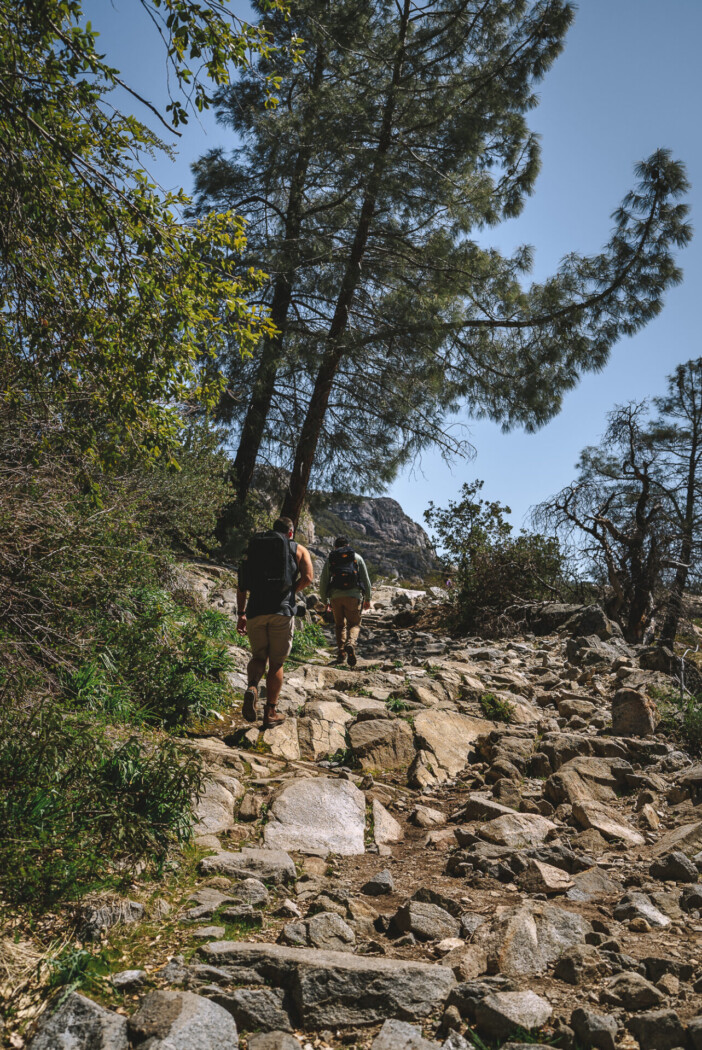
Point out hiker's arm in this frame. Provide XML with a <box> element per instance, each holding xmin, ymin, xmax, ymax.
<box><xmin>236</xmin><ymin>587</ymin><xmax>248</xmax><ymax>635</ymax></box>
<box><xmin>296</xmin><ymin>546</ymin><xmax>314</xmax><ymax>591</ymax></box>
<box><xmin>358</xmin><ymin>557</ymin><xmax>372</xmax><ymax>605</ymax></box>
<box><xmin>236</xmin><ymin>558</ymin><xmax>248</xmax><ymax>635</ymax></box>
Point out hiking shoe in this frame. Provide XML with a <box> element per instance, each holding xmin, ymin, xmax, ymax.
<box><xmin>346</xmin><ymin>645</ymin><xmax>357</xmax><ymax>668</ymax></box>
<box><xmin>242</xmin><ymin>685</ymin><xmax>258</xmax><ymax>722</ymax></box>
<box><xmin>263</xmin><ymin>707</ymin><xmax>286</xmax><ymax>730</ymax></box>
<box><xmin>333</xmin><ymin>650</ymin><xmax>347</xmax><ymax>664</ymax></box>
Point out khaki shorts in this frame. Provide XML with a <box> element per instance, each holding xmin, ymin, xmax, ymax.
<box><xmin>247</xmin><ymin>614</ymin><xmax>295</xmax><ymax>666</ymax></box>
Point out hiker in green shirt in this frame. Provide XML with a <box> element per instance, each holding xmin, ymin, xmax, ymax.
<box><xmin>319</xmin><ymin>536</ymin><xmax>372</xmax><ymax>666</ymax></box>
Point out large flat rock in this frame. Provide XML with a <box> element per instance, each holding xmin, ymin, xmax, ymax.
<box><xmin>650</xmin><ymin>820</ymin><xmax>702</xmax><ymax>857</ymax></box>
<box><xmin>566</xmin><ymin>866</ymin><xmax>622</xmax><ymax>902</ymax></box>
<box><xmin>472</xmin><ymin>903</ymin><xmax>592</xmax><ymax>976</ymax></box>
<box><xmin>452</xmin><ymin>793</ymin><xmax>517</xmax><ymax>822</ymax></box>
<box><xmin>545</xmin><ymin>756</ymin><xmax>631</xmax><ymax>806</ymax></box>
<box><xmin>297</xmin><ymin>709</ymin><xmax>349</xmax><ymax>761</ymax></box>
<box><xmin>475</xmin><ymin>990</ymin><xmax>552</xmax><ymax>1042</ymax></box>
<box><xmin>413</xmin><ymin>711</ymin><xmax>492</xmax><ymax>776</ymax></box>
<box><xmin>29</xmin><ymin>993</ymin><xmax>128</xmax><ymax>1050</ymax></box>
<box><xmin>199</xmin><ymin>847</ymin><xmax>296</xmax><ymax>883</ymax></box>
<box><xmin>193</xmin><ymin>777</ymin><xmax>243</xmax><ymax>836</ymax></box>
<box><xmin>612</xmin><ymin>688</ymin><xmax>658</xmax><ymax>737</ymax></box>
<box><xmin>478</xmin><ymin>812</ymin><xmax>556</xmax><ymax>848</ymax></box>
<box><xmin>348</xmin><ymin>719</ymin><xmax>416</xmax><ymax>770</ymax></box>
<box><xmin>371</xmin><ymin>1019</ymin><xmax>440</xmax><ymax>1050</ymax></box>
<box><xmin>302</xmin><ymin>700</ymin><xmax>354</xmax><ymax>725</ymax></box>
<box><xmin>263</xmin><ymin>777</ymin><xmax>366</xmax><ymax>856</ymax></box>
<box><xmin>128</xmin><ymin>990</ymin><xmax>238</xmax><ymax>1049</ymax></box>
<box><xmin>262</xmin><ymin>718</ymin><xmax>301</xmax><ymax>761</ymax></box>
<box><xmin>373</xmin><ymin>798</ymin><xmax>404</xmax><ymax>845</ymax></box>
<box><xmin>572</xmin><ymin>800</ymin><xmax>645</xmax><ymax>847</ymax></box>
<box><xmin>339</xmin><ymin>694</ymin><xmax>389</xmax><ymax>716</ymax></box>
<box><xmin>200</xmin><ymin>942</ymin><xmax>456</xmax><ymax>1026</ymax></box>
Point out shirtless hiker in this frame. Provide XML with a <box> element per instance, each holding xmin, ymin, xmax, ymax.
<box><xmin>236</xmin><ymin>516</ymin><xmax>314</xmax><ymax>728</ymax></box>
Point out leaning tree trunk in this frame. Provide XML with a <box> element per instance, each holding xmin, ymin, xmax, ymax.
<box><xmin>280</xmin><ymin>0</ymin><xmax>411</xmax><ymax>526</ymax></box>
<box><xmin>231</xmin><ymin>47</ymin><xmax>326</xmax><ymax>508</ymax></box>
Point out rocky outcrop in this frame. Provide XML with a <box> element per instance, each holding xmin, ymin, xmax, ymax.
<box><xmin>29</xmin><ymin>993</ymin><xmax>129</xmax><ymax>1050</ymax></box>
<box><xmin>128</xmin><ymin>990</ymin><xmax>239</xmax><ymax>1049</ymax></box>
<box><xmin>323</xmin><ymin>497</ymin><xmax>433</xmax><ymax>549</ymax></box>
<box><xmin>307</xmin><ymin>495</ymin><xmax>441</xmax><ymax>582</ymax></box>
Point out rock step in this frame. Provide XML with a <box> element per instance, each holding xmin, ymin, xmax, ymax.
<box><xmin>200</xmin><ymin>941</ymin><xmax>457</xmax><ymax>1027</ymax></box>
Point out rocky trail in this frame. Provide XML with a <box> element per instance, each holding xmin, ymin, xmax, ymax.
<box><xmin>29</xmin><ymin>569</ymin><xmax>702</xmax><ymax>1050</ymax></box>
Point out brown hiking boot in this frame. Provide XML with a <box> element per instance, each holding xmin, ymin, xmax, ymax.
<box><xmin>262</xmin><ymin>705</ymin><xmax>286</xmax><ymax>730</ymax></box>
<box><xmin>333</xmin><ymin>649</ymin><xmax>347</xmax><ymax>664</ymax></box>
<box><xmin>242</xmin><ymin>684</ymin><xmax>258</xmax><ymax>722</ymax></box>
<box><xmin>346</xmin><ymin>645</ymin><xmax>357</xmax><ymax>668</ymax></box>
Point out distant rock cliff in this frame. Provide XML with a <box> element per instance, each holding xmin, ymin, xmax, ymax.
<box><xmin>305</xmin><ymin>495</ymin><xmax>440</xmax><ymax>583</ymax></box>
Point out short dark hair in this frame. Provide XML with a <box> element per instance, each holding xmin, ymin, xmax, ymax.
<box><xmin>334</xmin><ymin>535</ymin><xmax>349</xmax><ymax>548</ymax></box>
<box><xmin>274</xmin><ymin>516</ymin><xmax>294</xmax><ymax>535</ymax></box>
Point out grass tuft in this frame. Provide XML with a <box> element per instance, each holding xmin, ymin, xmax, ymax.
<box><xmin>654</xmin><ymin>687</ymin><xmax>702</xmax><ymax>755</ymax></box>
<box><xmin>479</xmin><ymin>691</ymin><xmax>515</xmax><ymax>723</ymax></box>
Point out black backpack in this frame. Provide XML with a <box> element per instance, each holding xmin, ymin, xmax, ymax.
<box><xmin>241</xmin><ymin>530</ymin><xmax>297</xmax><ymax>594</ymax></box>
<box><xmin>329</xmin><ymin>545</ymin><xmax>362</xmax><ymax>592</ymax></box>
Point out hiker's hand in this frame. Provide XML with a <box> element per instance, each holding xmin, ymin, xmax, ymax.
<box><xmin>237</xmin><ymin>615</ymin><xmax>247</xmax><ymax>635</ymax></box>
<box><xmin>363</xmin><ymin>601</ymin><xmax>371</xmax><ymax>611</ymax></box>
<box><xmin>325</xmin><ymin>603</ymin><xmax>331</xmax><ymax>613</ymax></box>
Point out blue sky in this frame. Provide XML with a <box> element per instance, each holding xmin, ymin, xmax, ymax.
<box><xmin>86</xmin><ymin>1</ymin><xmax>701</xmax><ymax>533</ymax></box>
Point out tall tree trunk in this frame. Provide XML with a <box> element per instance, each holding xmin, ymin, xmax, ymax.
<box><xmin>660</xmin><ymin>428</ymin><xmax>700</xmax><ymax>646</ymax></box>
<box><xmin>624</xmin><ymin>460</ymin><xmax>660</xmax><ymax>644</ymax></box>
<box><xmin>231</xmin><ymin>46</ymin><xmax>326</xmax><ymax>506</ymax></box>
<box><xmin>627</xmin><ymin>537</ymin><xmax>660</xmax><ymax>644</ymax></box>
<box><xmin>280</xmin><ymin>0</ymin><xmax>412</xmax><ymax>525</ymax></box>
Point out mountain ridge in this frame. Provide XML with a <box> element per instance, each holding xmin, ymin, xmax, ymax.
<box><xmin>304</xmin><ymin>493</ymin><xmax>441</xmax><ymax>583</ymax></box>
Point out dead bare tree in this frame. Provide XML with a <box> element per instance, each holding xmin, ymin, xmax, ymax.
<box><xmin>534</xmin><ymin>403</ymin><xmax>672</xmax><ymax>643</ymax></box>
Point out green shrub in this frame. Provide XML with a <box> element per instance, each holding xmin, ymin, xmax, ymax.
<box><xmin>653</xmin><ymin>688</ymin><xmax>702</xmax><ymax>756</ymax></box>
<box><xmin>287</xmin><ymin>620</ymin><xmax>327</xmax><ymax>665</ymax></box>
<box><xmin>479</xmin><ymin>691</ymin><xmax>515</xmax><ymax>723</ymax></box>
<box><xmin>327</xmin><ymin>746</ymin><xmax>359</xmax><ymax>768</ymax></box>
<box><xmin>62</xmin><ymin>589</ymin><xmax>237</xmax><ymax>728</ymax></box>
<box><xmin>425</xmin><ymin>480</ymin><xmax>565</xmax><ymax>636</ymax></box>
<box><xmin>0</xmin><ymin>702</ymin><xmax>204</xmax><ymax>904</ymax></box>
<box><xmin>135</xmin><ymin>430</ymin><xmax>231</xmax><ymax>556</ymax></box>
<box><xmin>46</xmin><ymin>946</ymin><xmax>95</xmax><ymax>992</ymax></box>
<box><xmin>0</xmin><ymin>418</ymin><xmax>232</xmax><ymax>698</ymax></box>
<box><xmin>682</xmin><ymin>698</ymin><xmax>702</xmax><ymax>755</ymax></box>
<box><xmin>0</xmin><ymin>421</ymin><xmax>237</xmax><ymax>906</ymax></box>
<box><xmin>386</xmin><ymin>695</ymin><xmax>411</xmax><ymax>712</ymax></box>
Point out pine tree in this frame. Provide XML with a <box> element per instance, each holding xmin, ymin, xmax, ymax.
<box><xmin>279</xmin><ymin>1</ymin><xmax>690</xmax><ymax>524</ymax></box>
<box><xmin>193</xmin><ymin>1</ymin><xmax>691</xmax><ymax>524</ymax></box>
